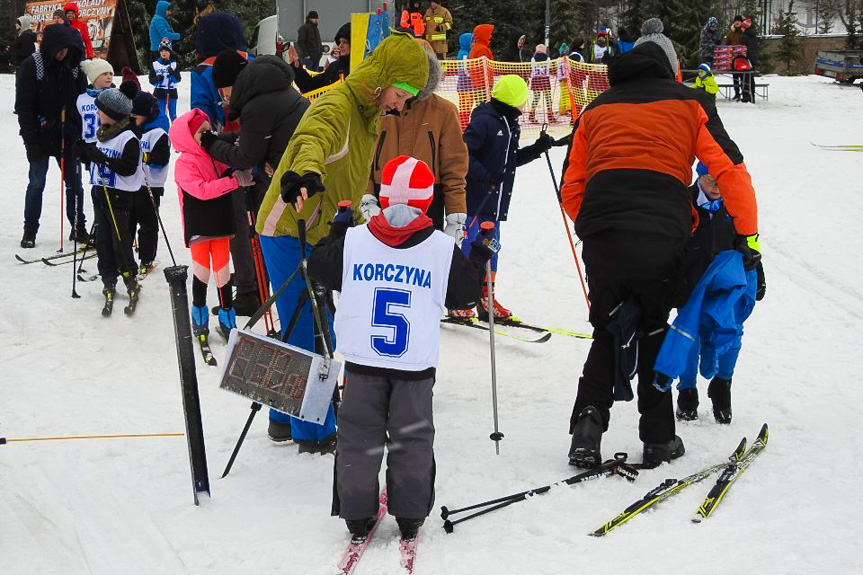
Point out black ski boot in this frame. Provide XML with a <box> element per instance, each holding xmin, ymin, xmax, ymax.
<box><xmin>233</xmin><ymin>290</ymin><xmax>261</xmax><ymax>317</ymax></box>
<box><xmin>345</xmin><ymin>517</ymin><xmax>377</xmax><ymax>543</ymax></box>
<box><xmin>676</xmin><ymin>388</ymin><xmax>699</xmax><ymax>421</ymax></box>
<box><xmin>267</xmin><ymin>419</ymin><xmax>293</xmax><ymax>442</ymax></box>
<box><xmin>708</xmin><ymin>376</ymin><xmax>732</xmax><ymax>424</ymax></box>
<box><xmin>102</xmin><ymin>286</ymin><xmax>116</xmax><ymax>317</ymax></box>
<box><xmin>568</xmin><ymin>406</ymin><xmax>603</xmax><ymax>468</ymax></box>
<box><xmin>124</xmin><ymin>274</ymin><xmax>141</xmax><ymax>316</ymax></box>
<box><xmin>396</xmin><ymin>518</ymin><xmax>424</xmax><ymax>541</ymax></box>
<box><xmin>297</xmin><ymin>433</ymin><xmax>337</xmax><ymax>455</ymax></box>
<box><xmin>643</xmin><ymin>435</ymin><xmax>685</xmax><ymax>468</ymax></box>
<box><xmin>20</xmin><ymin>230</ymin><xmax>36</xmax><ymax>249</ymax></box>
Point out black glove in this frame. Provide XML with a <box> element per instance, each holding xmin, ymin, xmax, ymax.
<box><xmin>280</xmin><ymin>171</ymin><xmax>325</xmax><ymax>207</ymax></box>
<box><xmin>734</xmin><ymin>234</ymin><xmax>761</xmax><ymax>271</ymax></box>
<box><xmin>155</xmin><ymin>74</ymin><xmax>164</xmax><ymax>83</ymax></box>
<box><xmin>82</xmin><ymin>143</ymin><xmax>108</xmax><ymax>165</ymax></box>
<box><xmin>468</xmin><ymin>223</ymin><xmax>501</xmax><ymax>266</ymax></box>
<box><xmin>25</xmin><ymin>142</ymin><xmax>44</xmax><ymax>163</ymax></box>
<box><xmin>199</xmin><ymin>130</ymin><xmax>218</xmax><ymax>150</ymax></box>
<box><xmin>483</xmin><ymin>171</ymin><xmax>504</xmax><ymax>191</ymax></box>
<box><xmin>328</xmin><ymin>204</ymin><xmax>354</xmax><ymax>239</ymax></box>
<box><xmin>536</xmin><ymin>131</ymin><xmax>554</xmax><ymax>152</ymax></box>
<box><xmin>755</xmin><ymin>261</ymin><xmax>766</xmax><ymax>301</ymax></box>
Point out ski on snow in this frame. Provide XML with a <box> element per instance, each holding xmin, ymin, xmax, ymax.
<box><xmin>15</xmin><ymin>247</ymin><xmax>88</xmax><ymax>265</ymax></box>
<box><xmin>493</xmin><ymin>316</ymin><xmax>592</xmax><ymax>340</ymax></box>
<box><xmin>441</xmin><ymin>317</ymin><xmax>551</xmax><ymax>343</ymax></box>
<box><xmin>338</xmin><ymin>489</ymin><xmax>388</xmax><ymax>575</ymax></box>
<box><xmin>692</xmin><ymin>422</ymin><xmax>769</xmax><ymax>523</ymax></box>
<box><xmin>591</xmin><ymin>426</ymin><xmax>768</xmax><ymax>536</ymax></box>
<box><xmin>810</xmin><ymin>142</ymin><xmax>863</xmax><ymax>152</ymax></box>
<box><xmin>197</xmin><ymin>334</ymin><xmax>217</xmax><ymax>367</ymax></box>
<box><xmin>399</xmin><ymin>534</ymin><xmax>418</xmax><ymax>574</ymax></box>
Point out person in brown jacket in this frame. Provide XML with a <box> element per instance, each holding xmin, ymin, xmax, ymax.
<box><xmin>361</xmin><ymin>46</ymin><xmax>468</xmax><ymax>244</ymax></box>
<box><xmin>424</xmin><ymin>1</ymin><xmax>453</xmax><ymax>59</ymax></box>
<box><xmin>725</xmin><ymin>15</ymin><xmax>745</xmax><ymax>100</ymax></box>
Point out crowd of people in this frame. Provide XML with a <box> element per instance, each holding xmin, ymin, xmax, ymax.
<box><xmin>11</xmin><ymin>3</ymin><xmax>765</xmax><ymax>546</ymax></box>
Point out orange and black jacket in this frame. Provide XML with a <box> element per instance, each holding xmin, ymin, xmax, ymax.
<box><xmin>561</xmin><ymin>42</ymin><xmax>757</xmax><ymax>241</ymax></box>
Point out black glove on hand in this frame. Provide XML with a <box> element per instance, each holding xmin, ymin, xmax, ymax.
<box><xmin>155</xmin><ymin>74</ymin><xmax>164</xmax><ymax>83</ymax></box>
<box><xmin>483</xmin><ymin>171</ymin><xmax>504</xmax><ymax>191</ymax></box>
<box><xmin>199</xmin><ymin>130</ymin><xmax>218</xmax><ymax>150</ymax></box>
<box><xmin>328</xmin><ymin>204</ymin><xmax>354</xmax><ymax>239</ymax></box>
<box><xmin>536</xmin><ymin>131</ymin><xmax>554</xmax><ymax>152</ymax></box>
<box><xmin>280</xmin><ymin>171</ymin><xmax>325</xmax><ymax>209</ymax></box>
<box><xmin>83</xmin><ymin>143</ymin><xmax>108</xmax><ymax>165</ymax></box>
<box><xmin>734</xmin><ymin>234</ymin><xmax>761</xmax><ymax>271</ymax></box>
<box><xmin>755</xmin><ymin>261</ymin><xmax>766</xmax><ymax>301</ymax></box>
<box><xmin>25</xmin><ymin>142</ymin><xmax>44</xmax><ymax>164</ymax></box>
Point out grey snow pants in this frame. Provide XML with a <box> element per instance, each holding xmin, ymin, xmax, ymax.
<box><xmin>335</xmin><ymin>370</ymin><xmax>436</xmax><ymax>521</ymax></box>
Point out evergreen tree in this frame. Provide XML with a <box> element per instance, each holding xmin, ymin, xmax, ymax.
<box><xmin>551</xmin><ymin>0</ymin><xmax>580</xmax><ymax>55</ymax></box>
<box><xmin>816</xmin><ymin>0</ymin><xmax>837</xmax><ymax>34</ymax></box>
<box><xmin>773</xmin><ymin>0</ymin><xmax>802</xmax><ymax>74</ymax></box>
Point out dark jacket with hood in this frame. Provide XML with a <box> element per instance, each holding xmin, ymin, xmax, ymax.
<box><xmin>560</xmin><ymin>43</ymin><xmax>759</xmax><ymax>241</ymax></box>
<box><xmin>463</xmin><ymin>100</ymin><xmax>547</xmax><ymax>220</ymax></box>
<box><xmin>741</xmin><ymin>26</ymin><xmax>759</xmax><ymax>66</ymax></box>
<box><xmin>297</xmin><ymin>18</ymin><xmax>323</xmax><ymax>63</ymax></box>
<box><xmin>501</xmin><ymin>30</ymin><xmax>525</xmax><ymax>63</ymax></box>
<box><xmin>205</xmin><ymin>56</ymin><xmax>310</xmax><ymax>176</ymax></box>
<box><xmin>196</xmin><ymin>11</ymin><xmax>247</xmax><ymax>60</ymax></box>
<box><xmin>12</xmin><ymin>17</ymin><xmax>38</xmax><ymax>66</ymax></box>
<box><xmin>15</xmin><ymin>23</ymin><xmax>87</xmax><ymax>159</ymax></box>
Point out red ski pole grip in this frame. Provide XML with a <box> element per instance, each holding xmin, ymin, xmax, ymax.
<box><xmin>480</xmin><ymin>221</ymin><xmax>495</xmax><ymax>231</ymax></box>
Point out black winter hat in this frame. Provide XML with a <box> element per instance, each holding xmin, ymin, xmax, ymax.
<box><xmin>334</xmin><ymin>23</ymin><xmax>351</xmax><ymax>45</ymax></box>
<box><xmin>212</xmin><ymin>49</ymin><xmax>248</xmax><ymax>88</ymax></box>
<box><xmin>308</xmin><ymin>11</ymin><xmax>319</xmax><ymax>19</ymax></box>
<box><xmin>131</xmin><ymin>90</ymin><xmax>159</xmax><ymax>120</ymax></box>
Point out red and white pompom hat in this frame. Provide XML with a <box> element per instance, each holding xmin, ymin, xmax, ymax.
<box><xmin>378</xmin><ymin>155</ymin><xmax>435</xmax><ymax>213</ymax></box>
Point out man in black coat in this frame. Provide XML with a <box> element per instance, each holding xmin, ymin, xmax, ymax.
<box><xmin>204</xmin><ymin>53</ymin><xmax>310</xmax><ymax>315</ymax></box>
<box><xmin>15</xmin><ymin>23</ymin><xmax>88</xmax><ymax>248</ymax></box>
<box><xmin>297</xmin><ymin>11</ymin><xmax>323</xmax><ymax>71</ymax></box>
<box><xmin>12</xmin><ymin>15</ymin><xmax>38</xmax><ymax>68</ymax></box>
<box><xmin>740</xmin><ymin>18</ymin><xmax>759</xmax><ymax>103</ymax></box>
<box><xmin>290</xmin><ymin>22</ymin><xmax>351</xmax><ymax>94</ymax></box>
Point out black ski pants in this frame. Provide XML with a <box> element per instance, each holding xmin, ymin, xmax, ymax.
<box><xmin>128</xmin><ymin>186</ymin><xmax>161</xmax><ymax>266</ymax></box>
<box><xmin>230</xmin><ymin>180</ymin><xmax>267</xmax><ymax>297</ymax></box>
<box><xmin>570</xmin><ymin>230</ymin><xmax>684</xmax><ymax>445</ymax></box>
<box><xmin>93</xmin><ymin>186</ymin><xmax>136</xmax><ymax>289</ymax></box>
<box><xmin>335</xmin><ymin>371</ymin><xmax>435</xmax><ymax>521</ymax></box>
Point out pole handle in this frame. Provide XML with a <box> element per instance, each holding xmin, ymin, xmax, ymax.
<box><xmin>297</xmin><ymin>218</ymin><xmax>307</xmax><ymax>253</ymax></box>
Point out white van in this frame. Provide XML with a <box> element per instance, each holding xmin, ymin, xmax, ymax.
<box><xmin>249</xmin><ymin>15</ymin><xmax>281</xmax><ymax>57</ymax></box>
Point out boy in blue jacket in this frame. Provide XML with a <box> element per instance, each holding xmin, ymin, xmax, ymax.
<box><xmin>149</xmin><ymin>39</ymin><xmax>181</xmax><ymax>122</ymax></box>
<box><xmin>454</xmin><ymin>74</ymin><xmax>552</xmax><ymax>321</ymax></box>
<box><xmin>673</xmin><ymin>163</ymin><xmax>765</xmax><ymax>423</ymax></box>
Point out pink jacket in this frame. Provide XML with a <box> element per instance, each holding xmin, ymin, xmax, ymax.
<box><xmin>169</xmin><ymin>109</ymin><xmax>239</xmax><ymax>241</ymax></box>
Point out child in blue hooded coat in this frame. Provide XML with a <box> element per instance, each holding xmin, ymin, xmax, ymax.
<box><xmin>456</xmin><ymin>32</ymin><xmax>473</xmax><ymax>131</ymax></box>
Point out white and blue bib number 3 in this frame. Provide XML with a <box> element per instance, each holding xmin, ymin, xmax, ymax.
<box><xmin>371</xmin><ymin>287</ymin><xmax>411</xmax><ymax>357</ymax></box>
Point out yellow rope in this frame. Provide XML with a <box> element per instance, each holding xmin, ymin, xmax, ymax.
<box><xmin>2</xmin><ymin>433</ymin><xmax>184</xmax><ymax>443</ymax></box>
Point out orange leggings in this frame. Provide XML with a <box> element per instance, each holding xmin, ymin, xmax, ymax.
<box><xmin>190</xmin><ymin>237</ymin><xmax>231</xmax><ymax>288</ymax></box>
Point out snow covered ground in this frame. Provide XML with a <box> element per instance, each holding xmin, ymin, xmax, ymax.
<box><xmin>1</xmin><ymin>74</ymin><xmax>862</xmax><ymax>575</ymax></box>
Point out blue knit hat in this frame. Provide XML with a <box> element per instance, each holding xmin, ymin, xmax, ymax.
<box><xmin>696</xmin><ymin>162</ymin><xmax>710</xmax><ymax>177</ymax></box>
<box><xmin>698</xmin><ymin>63</ymin><xmax>712</xmax><ymax>76</ymax></box>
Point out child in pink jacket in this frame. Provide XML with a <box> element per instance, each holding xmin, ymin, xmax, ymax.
<box><xmin>169</xmin><ymin>108</ymin><xmax>252</xmax><ymax>343</ymax></box>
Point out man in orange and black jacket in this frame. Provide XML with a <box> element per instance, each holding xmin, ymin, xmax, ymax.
<box><xmin>560</xmin><ymin>27</ymin><xmax>759</xmax><ymax>469</ymax></box>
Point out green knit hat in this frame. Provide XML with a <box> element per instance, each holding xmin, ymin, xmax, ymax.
<box><xmin>392</xmin><ymin>81</ymin><xmax>420</xmax><ymax>96</ymax></box>
<box><xmin>491</xmin><ymin>75</ymin><xmax>529</xmax><ymax>108</ymax></box>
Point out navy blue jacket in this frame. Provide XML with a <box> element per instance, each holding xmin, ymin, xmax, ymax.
<box><xmin>463</xmin><ymin>101</ymin><xmax>545</xmax><ymax>220</ymax></box>
<box><xmin>196</xmin><ymin>11</ymin><xmax>248</xmax><ymax>60</ymax></box>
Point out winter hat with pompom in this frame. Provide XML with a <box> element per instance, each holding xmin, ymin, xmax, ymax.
<box><xmin>634</xmin><ymin>18</ymin><xmax>678</xmax><ymax>75</ymax></box>
<box><xmin>95</xmin><ymin>80</ymin><xmax>137</xmax><ymax>121</ymax></box>
<box><xmin>80</xmin><ymin>57</ymin><xmax>114</xmax><ymax>84</ymax></box>
<box><xmin>131</xmin><ymin>90</ymin><xmax>159</xmax><ymax>120</ymax></box>
<box><xmin>121</xmin><ymin>66</ymin><xmax>141</xmax><ymax>90</ymax></box>
<box><xmin>379</xmin><ymin>156</ymin><xmax>435</xmax><ymax>213</ymax></box>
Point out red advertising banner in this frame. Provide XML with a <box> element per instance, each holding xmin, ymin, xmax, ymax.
<box><xmin>26</xmin><ymin>0</ymin><xmax>117</xmax><ymax>59</ymax></box>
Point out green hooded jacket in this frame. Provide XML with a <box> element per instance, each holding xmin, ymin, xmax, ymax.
<box><xmin>256</xmin><ymin>33</ymin><xmax>429</xmax><ymax>244</ymax></box>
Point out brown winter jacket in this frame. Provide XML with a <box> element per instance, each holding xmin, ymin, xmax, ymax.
<box><xmin>725</xmin><ymin>25</ymin><xmax>743</xmax><ymax>46</ymax></box>
<box><xmin>367</xmin><ymin>94</ymin><xmax>468</xmax><ymax>225</ymax></box>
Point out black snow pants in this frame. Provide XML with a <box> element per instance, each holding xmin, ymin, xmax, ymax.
<box><xmin>570</xmin><ymin>230</ymin><xmax>684</xmax><ymax>445</ymax></box>
<box><xmin>335</xmin><ymin>370</ymin><xmax>436</xmax><ymax>521</ymax></box>
<box><xmin>93</xmin><ymin>186</ymin><xmax>136</xmax><ymax>289</ymax></box>
<box><xmin>128</xmin><ymin>186</ymin><xmax>161</xmax><ymax>266</ymax></box>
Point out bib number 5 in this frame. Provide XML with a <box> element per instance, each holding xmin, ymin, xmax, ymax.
<box><xmin>371</xmin><ymin>288</ymin><xmax>411</xmax><ymax>358</ymax></box>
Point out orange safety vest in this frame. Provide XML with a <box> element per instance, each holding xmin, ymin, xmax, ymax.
<box><xmin>400</xmin><ymin>10</ymin><xmax>425</xmax><ymax>37</ymax></box>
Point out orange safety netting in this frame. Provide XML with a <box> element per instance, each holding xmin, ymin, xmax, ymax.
<box><xmin>302</xmin><ymin>57</ymin><xmax>610</xmax><ymax>141</ymax></box>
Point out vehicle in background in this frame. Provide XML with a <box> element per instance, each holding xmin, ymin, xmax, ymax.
<box><xmin>249</xmin><ymin>15</ymin><xmax>282</xmax><ymax>57</ymax></box>
<box><xmin>815</xmin><ymin>50</ymin><xmax>863</xmax><ymax>84</ymax></box>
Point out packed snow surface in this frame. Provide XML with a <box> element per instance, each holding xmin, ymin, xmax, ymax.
<box><xmin>1</xmin><ymin>74</ymin><xmax>861</xmax><ymax>575</ymax></box>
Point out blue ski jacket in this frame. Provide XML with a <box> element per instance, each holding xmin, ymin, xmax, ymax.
<box><xmin>654</xmin><ymin>250</ymin><xmax>756</xmax><ymax>383</ymax></box>
<box><xmin>149</xmin><ymin>2</ymin><xmax>181</xmax><ymax>52</ymax></box>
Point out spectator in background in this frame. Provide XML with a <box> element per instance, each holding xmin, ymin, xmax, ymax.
<box><xmin>12</xmin><ymin>15</ymin><xmax>38</xmax><ymax>69</ymax></box>
<box><xmin>590</xmin><ymin>27</ymin><xmax>617</xmax><ymax>64</ymax></box>
<box><xmin>740</xmin><ymin>18</ymin><xmax>759</xmax><ymax>103</ymax></box>
<box><xmin>289</xmin><ymin>23</ymin><xmax>351</xmax><ymax>94</ymax></box>
<box><xmin>468</xmin><ymin>24</ymin><xmax>494</xmax><ymax>99</ymax></box>
<box><xmin>63</xmin><ymin>3</ymin><xmax>94</xmax><ymax>59</ymax></box>
<box><xmin>617</xmin><ymin>27</ymin><xmax>636</xmax><ymax>54</ymax></box>
<box><xmin>569</xmin><ymin>37</ymin><xmax>586</xmax><ymax>62</ymax></box>
<box><xmin>194</xmin><ymin>1</ymin><xmax>247</xmax><ymax>60</ymax></box>
<box><xmin>725</xmin><ymin>15</ymin><xmax>745</xmax><ymax>101</ymax></box>
<box><xmin>297</xmin><ymin>11</ymin><xmax>323</xmax><ymax>71</ymax></box>
<box><xmin>424</xmin><ymin>1</ymin><xmax>453</xmax><ymax>59</ymax></box>
<box><xmin>149</xmin><ymin>2</ymin><xmax>181</xmax><ymax>61</ymax></box>
<box><xmin>700</xmin><ymin>17</ymin><xmax>720</xmax><ymax>65</ymax></box>
<box><xmin>501</xmin><ymin>30</ymin><xmax>526</xmax><ymax>63</ymax></box>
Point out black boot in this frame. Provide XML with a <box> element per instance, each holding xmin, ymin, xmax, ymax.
<box><xmin>267</xmin><ymin>419</ymin><xmax>292</xmax><ymax>442</ymax></box>
<box><xmin>708</xmin><ymin>377</ymin><xmax>732</xmax><ymax>424</ymax></box>
<box><xmin>20</xmin><ymin>230</ymin><xmax>36</xmax><ymax>249</ymax></box>
<box><xmin>568</xmin><ymin>406</ymin><xmax>603</xmax><ymax>468</ymax></box>
<box><xmin>643</xmin><ymin>435</ymin><xmax>685</xmax><ymax>468</ymax></box>
<box><xmin>345</xmin><ymin>517</ymin><xmax>377</xmax><ymax>543</ymax></box>
<box><xmin>396</xmin><ymin>517</ymin><xmax>424</xmax><ymax>541</ymax></box>
<box><xmin>233</xmin><ymin>290</ymin><xmax>262</xmax><ymax>317</ymax></box>
<box><xmin>676</xmin><ymin>388</ymin><xmax>699</xmax><ymax>421</ymax></box>
<box><xmin>297</xmin><ymin>433</ymin><xmax>337</xmax><ymax>455</ymax></box>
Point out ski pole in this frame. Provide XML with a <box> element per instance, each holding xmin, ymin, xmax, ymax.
<box><xmin>72</xmin><ymin>160</ymin><xmax>81</xmax><ymax>298</ymax></box>
<box><xmin>441</xmin><ymin>456</ymin><xmax>637</xmax><ymax>533</ymax></box>
<box><xmin>0</xmin><ymin>432</ymin><xmax>184</xmax><ymax>444</ymax></box>
<box><xmin>144</xmin><ymin>178</ymin><xmax>177</xmax><ymax>266</ymax></box>
<box><xmin>544</xmin><ymin>149</ymin><xmax>590</xmax><ymax>311</ymax></box>
<box><xmin>480</xmin><ymin>221</ymin><xmax>503</xmax><ymax>454</ymax></box>
<box><xmin>59</xmin><ymin>107</ymin><xmax>66</xmax><ymax>253</ymax></box>
<box><xmin>220</xmin><ymin>401</ymin><xmax>261</xmax><ymax>478</ymax></box>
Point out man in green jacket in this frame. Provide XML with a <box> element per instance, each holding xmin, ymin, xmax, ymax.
<box><xmin>256</xmin><ymin>33</ymin><xmax>429</xmax><ymax>452</ymax></box>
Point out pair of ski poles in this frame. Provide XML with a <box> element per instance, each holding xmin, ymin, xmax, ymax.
<box><xmin>440</xmin><ymin>454</ymin><xmax>638</xmax><ymax>533</ymax></box>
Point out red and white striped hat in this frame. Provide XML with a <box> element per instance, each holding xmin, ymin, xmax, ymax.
<box><xmin>379</xmin><ymin>155</ymin><xmax>434</xmax><ymax>213</ymax></box>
